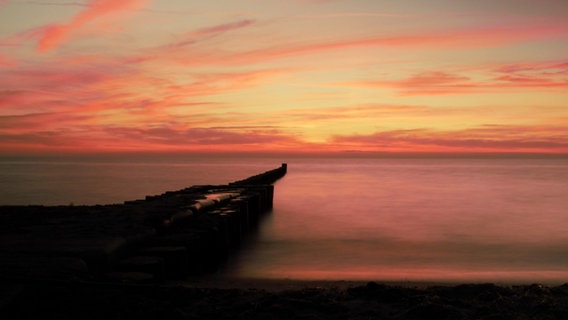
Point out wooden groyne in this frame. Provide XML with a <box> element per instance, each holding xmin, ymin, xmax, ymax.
<box><xmin>0</xmin><ymin>164</ymin><xmax>287</xmax><ymax>283</ymax></box>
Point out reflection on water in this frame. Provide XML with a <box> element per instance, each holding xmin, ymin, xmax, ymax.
<box><xmin>226</xmin><ymin>158</ymin><xmax>568</xmax><ymax>284</ymax></box>
<box><xmin>2</xmin><ymin>156</ymin><xmax>568</xmax><ymax>283</ymax></box>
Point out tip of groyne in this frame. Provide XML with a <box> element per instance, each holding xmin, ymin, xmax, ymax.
<box><xmin>229</xmin><ymin>163</ymin><xmax>287</xmax><ymax>186</ymax></box>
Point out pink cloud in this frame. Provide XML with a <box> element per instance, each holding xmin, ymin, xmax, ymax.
<box><xmin>0</xmin><ymin>54</ymin><xmax>140</xmax><ymax>88</ymax></box>
<box><xmin>0</xmin><ymin>123</ymin><xmax>306</xmax><ymax>153</ymax></box>
<box><xmin>106</xmin><ymin>126</ymin><xmax>297</xmax><ymax>146</ymax></box>
<box><xmin>0</xmin><ymin>112</ymin><xmax>93</xmax><ymax>132</ymax></box>
<box><xmin>191</xmin><ymin>19</ymin><xmax>255</xmax><ymax>38</ymax></box>
<box><xmin>36</xmin><ymin>0</ymin><xmax>148</xmax><ymax>52</ymax></box>
<box><xmin>340</xmin><ymin>72</ymin><xmax>480</xmax><ymax>95</ymax></box>
<box><xmin>342</xmin><ymin>61</ymin><xmax>568</xmax><ymax>95</ymax></box>
<box><xmin>0</xmin><ymin>53</ymin><xmax>18</xmax><ymax>67</ymax></box>
<box><xmin>168</xmin><ymin>19</ymin><xmax>255</xmax><ymax>49</ymax></box>
<box><xmin>154</xmin><ymin>23</ymin><xmax>568</xmax><ymax>68</ymax></box>
<box><xmin>282</xmin><ymin>25</ymin><xmax>560</xmax><ymax>61</ymax></box>
<box><xmin>494</xmin><ymin>61</ymin><xmax>568</xmax><ymax>74</ymax></box>
<box><xmin>162</xmin><ymin>68</ymin><xmax>291</xmax><ymax>100</ymax></box>
<box><xmin>36</xmin><ymin>25</ymin><xmax>70</xmax><ymax>52</ymax></box>
<box><xmin>0</xmin><ymin>90</ymin><xmax>28</xmax><ymax>110</ymax></box>
<box><xmin>0</xmin><ymin>50</ymin><xmax>293</xmax><ymax>141</ymax></box>
<box><xmin>0</xmin><ymin>57</ymin><xmax>154</xmax><ymax>121</ymax></box>
<box><xmin>4</xmin><ymin>60</ymin><xmax>288</xmax><ymax>112</ymax></box>
<box><xmin>332</xmin><ymin>125</ymin><xmax>568</xmax><ymax>153</ymax></box>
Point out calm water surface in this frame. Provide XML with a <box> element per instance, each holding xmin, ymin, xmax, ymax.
<box><xmin>225</xmin><ymin>157</ymin><xmax>568</xmax><ymax>284</ymax></box>
<box><xmin>0</xmin><ymin>155</ymin><xmax>278</xmax><ymax>205</ymax></box>
<box><xmin>1</xmin><ymin>156</ymin><xmax>567</xmax><ymax>283</ymax></box>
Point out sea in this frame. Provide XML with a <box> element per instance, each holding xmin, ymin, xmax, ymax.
<box><xmin>1</xmin><ymin>154</ymin><xmax>568</xmax><ymax>284</ymax></box>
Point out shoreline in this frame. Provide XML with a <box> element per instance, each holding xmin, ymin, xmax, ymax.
<box><xmin>3</xmin><ymin>277</ymin><xmax>568</xmax><ymax>319</ymax></box>
<box><xmin>179</xmin><ymin>275</ymin><xmax>568</xmax><ymax>291</ymax></box>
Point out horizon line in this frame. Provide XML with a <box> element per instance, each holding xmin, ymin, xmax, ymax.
<box><xmin>1</xmin><ymin>150</ymin><xmax>567</xmax><ymax>159</ymax></box>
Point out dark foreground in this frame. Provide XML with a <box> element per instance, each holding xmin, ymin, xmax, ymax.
<box><xmin>3</xmin><ymin>280</ymin><xmax>568</xmax><ymax>319</ymax></box>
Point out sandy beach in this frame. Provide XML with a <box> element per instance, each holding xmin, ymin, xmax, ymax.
<box><xmin>3</xmin><ymin>277</ymin><xmax>568</xmax><ymax>319</ymax></box>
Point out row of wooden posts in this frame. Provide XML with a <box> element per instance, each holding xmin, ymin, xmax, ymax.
<box><xmin>104</xmin><ymin>164</ymin><xmax>287</xmax><ymax>282</ymax></box>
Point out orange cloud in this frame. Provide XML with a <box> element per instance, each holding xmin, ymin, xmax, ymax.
<box><xmin>0</xmin><ymin>123</ymin><xmax>307</xmax><ymax>154</ymax></box>
<box><xmin>0</xmin><ymin>112</ymin><xmax>92</xmax><ymax>133</ymax></box>
<box><xmin>163</xmin><ymin>68</ymin><xmax>291</xmax><ymax>100</ymax></box>
<box><xmin>0</xmin><ymin>55</ymin><xmax>145</xmax><ymax>112</ymax></box>
<box><xmin>36</xmin><ymin>0</ymin><xmax>148</xmax><ymax>52</ymax></box>
<box><xmin>274</xmin><ymin>104</ymin><xmax>435</xmax><ymax>122</ymax></box>
<box><xmin>106</xmin><ymin>126</ymin><xmax>298</xmax><ymax>146</ymax></box>
<box><xmin>332</xmin><ymin>125</ymin><xmax>568</xmax><ymax>153</ymax></box>
<box><xmin>0</xmin><ymin>51</ymin><xmax>295</xmax><ymax>146</ymax></box>
<box><xmin>4</xmin><ymin>122</ymin><xmax>566</xmax><ymax>154</ymax></box>
<box><xmin>160</xmin><ymin>23</ymin><xmax>568</xmax><ymax>67</ymax></box>
<box><xmin>342</xmin><ymin>61</ymin><xmax>568</xmax><ymax>95</ymax></box>
<box><xmin>0</xmin><ymin>90</ymin><xmax>34</xmax><ymax>111</ymax></box>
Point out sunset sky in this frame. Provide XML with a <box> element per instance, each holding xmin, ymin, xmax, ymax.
<box><xmin>1</xmin><ymin>0</ymin><xmax>567</xmax><ymax>154</ymax></box>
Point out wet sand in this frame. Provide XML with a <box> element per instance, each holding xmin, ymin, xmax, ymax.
<box><xmin>3</xmin><ymin>277</ymin><xmax>568</xmax><ymax>319</ymax></box>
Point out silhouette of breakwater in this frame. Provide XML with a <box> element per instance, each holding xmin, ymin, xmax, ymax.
<box><xmin>0</xmin><ymin>164</ymin><xmax>287</xmax><ymax>283</ymax></box>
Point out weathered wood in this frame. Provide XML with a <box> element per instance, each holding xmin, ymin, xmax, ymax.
<box><xmin>0</xmin><ymin>164</ymin><xmax>287</xmax><ymax>282</ymax></box>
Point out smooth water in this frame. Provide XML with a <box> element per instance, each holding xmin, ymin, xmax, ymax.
<box><xmin>0</xmin><ymin>155</ymin><xmax>278</xmax><ymax>205</ymax></box>
<box><xmin>225</xmin><ymin>157</ymin><xmax>568</xmax><ymax>284</ymax></box>
<box><xmin>1</xmin><ymin>156</ymin><xmax>567</xmax><ymax>283</ymax></box>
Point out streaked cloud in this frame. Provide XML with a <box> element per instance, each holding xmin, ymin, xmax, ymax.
<box><xmin>107</xmin><ymin>126</ymin><xmax>299</xmax><ymax>146</ymax></box>
<box><xmin>0</xmin><ymin>112</ymin><xmax>92</xmax><ymax>131</ymax></box>
<box><xmin>159</xmin><ymin>23</ymin><xmax>568</xmax><ymax>67</ymax></box>
<box><xmin>0</xmin><ymin>122</ymin><xmax>306</xmax><ymax>153</ymax></box>
<box><xmin>0</xmin><ymin>54</ymin><xmax>17</xmax><ymax>67</ymax></box>
<box><xmin>341</xmin><ymin>61</ymin><xmax>568</xmax><ymax>95</ymax></box>
<box><xmin>332</xmin><ymin>125</ymin><xmax>568</xmax><ymax>153</ymax></box>
<box><xmin>33</xmin><ymin>0</ymin><xmax>148</xmax><ymax>52</ymax></box>
<box><xmin>167</xmin><ymin>19</ymin><xmax>256</xmax><ymax>49</ymax></box>
<box><xmin>1</xmin><ymin>1</ymin><xmax>567</xmax><ymax>154</ymax></box>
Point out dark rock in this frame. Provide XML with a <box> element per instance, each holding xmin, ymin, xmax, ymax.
<box><xmin>137</xmin><ymin>246</ymin><xmax>188</xmax><ymax>279</ymax></box>
<box><xmin>116</xmin><ymin>256</ymin><xmax>164</xmax><ymax>280</ymax></box>
<box><xmin>0</xmin><ymin>256</ymin><xmax>88</xmax><ymax>280</ymax></box>
<box><xmin>551</xmin><ymin>283</ymin><xmax>568</xmax><ymax>296</ymax></box>
<box><xmin>347</xmin><ymin>282</ymin><xmax>413</xmax><ymax>303</ymax></box>
<box><xmin>104</xmin><ymin>272</ymin><xmax>155</xmax><ymax>283</ymax></box>
<box><xmin>450</xmin><ymin>283</ymin><xmax>512</xmax><ymax>301</ymax></box>
<box><xmin>402</xmin><ymin>302</ymin><xmax>466</xmax><ymax>320</ymax></box>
